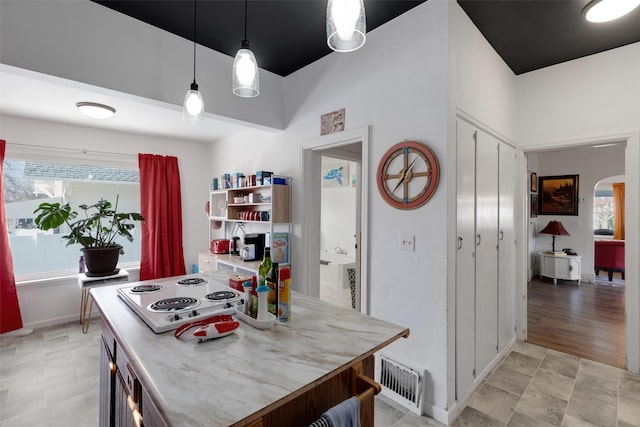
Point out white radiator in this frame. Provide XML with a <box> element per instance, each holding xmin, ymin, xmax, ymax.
<box><xmin>377</xmin><ymin>354</ymin><xmax>423</xmax><ymax>414</ymax></box>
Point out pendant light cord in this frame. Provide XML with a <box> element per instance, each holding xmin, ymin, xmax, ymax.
<box><xmin>244</xmin><ymin>0</ymin><xmax>248</xmax><ymax>42</ymax></box>
<box><xmin>192</xmin><ymin>0</ymin><xmax>197</xmax><ymax>83</ymax></box>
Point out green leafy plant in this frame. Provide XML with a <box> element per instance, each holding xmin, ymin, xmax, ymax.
<box><xmin>33</xmin><ymin>196</ymin><xmax>144</xmax><ymax>254</ymax></box>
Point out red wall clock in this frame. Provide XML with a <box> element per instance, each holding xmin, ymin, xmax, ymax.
<box><xmin>376</xmin><ymin>140</ymin><xmax>440</xmax><ymax>210</ymax></box>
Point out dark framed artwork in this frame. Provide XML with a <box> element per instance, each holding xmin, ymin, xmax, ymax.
<box><xmin>530</xmin><ymin>172</ymin><xmax>537</xmax><ymax>193</ymax></box>
<box><xmin>530</xmin><ymin>194</ymin><xmax>538</xmax><ymax>218</ymax></box>
<box><xmin>538</xmin><ymin>174</ymin><xmax>579</xmax><ymax>215</ymax></box>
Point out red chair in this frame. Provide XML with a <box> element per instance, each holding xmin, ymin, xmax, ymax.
<box><xmin>594</xmin><ymin>240</ymin><xmax>625</xmax><ymax>281</ymax></box>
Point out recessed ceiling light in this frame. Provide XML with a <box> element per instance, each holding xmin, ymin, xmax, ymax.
<box><xmin>76</xmin><ymin>102</ymin><xmax>116</xmax><ymax>119</ymax></box>
<box><xmin>583</xmin><ymin>0</ymin><xmax>640</xmax><ymax>23</ymax></box>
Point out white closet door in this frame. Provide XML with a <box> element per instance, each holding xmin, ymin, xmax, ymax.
<box><xmin>498</xmin><ymin>143</ymin><xmax>517</xmax><ymax>351</ymax></box>
<box><xmin>455</xmin><ymin>120</ymin><xmax>477</xmax><ymax>397</ymax></box>
<box><xmin>475</xmin><ymin>130</ymin><xmax>499</xmax><ymax>375</ymax></box>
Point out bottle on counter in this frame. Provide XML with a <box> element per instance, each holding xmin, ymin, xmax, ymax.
<box><xmin>278</xmin><ymin>265</ymin><xmax>291</xmax><ymax>322</ymax></box>
<box><xmin>256</xmin><ymin>284</ymin><xmax>270</xmax><ymax>321</ymax></box>
<box><xmin>242</xmin><ymin>280</ymin><xmax>252</xmax><ymax>316</ymax></box>
<box><xmin>250</xmin><ymin>276</ymin><xmax>258</xmax><ymax>318</ymax></box>
<box><xmin>266</xmin><ymin>262</ymin><xmax>279</xmax><ymax>316</ymax></box>
<box><xmin>258</xmin><ymin>247</ymin><xmax>272</xmax><ymax>290</ymax></box>
<box><xmin>79</xmin><ymin>255</ymin><xmax>85</xmax><ymax>274</ymax></box>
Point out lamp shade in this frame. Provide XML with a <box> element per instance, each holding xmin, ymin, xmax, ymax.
<box><xmin>183</xmin><ymin>81</ymin><xmax>204</xmax><ymax>123</ymax></box>
<box><xmin>326</xmin><ymin>0</ymin><xmax>366</xmax><ymax>52</ymax></box>
<box><xmin>232</xmin><ymin>40</ymin><xmax>259</xmax><ymax>97</ymax></box>
<box><xmin>540</xmin><ymin>220</ymin><xmax>570</xmax><ymax>253</ymax></box>
<box><xmin>540</xmin><ymin>220</ymin><xmax>570</xmax><ymax>237</ymax></box>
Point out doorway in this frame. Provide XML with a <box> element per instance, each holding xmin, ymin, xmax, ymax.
<box><xmin>524</xmin><ymin>142</ymin><xmax>627</xmax><ymax>368</ymax></box>
<box><xmin>319</xmin><ymin>153</ymin><xmax>359</xmax><ymax>309</ymax></box>
<box><xmin>300</xmin><ymin>126</ymin><xmax>370</xmax><ymax>313</ymax></box>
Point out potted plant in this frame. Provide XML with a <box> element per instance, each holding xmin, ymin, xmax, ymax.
<box><xmin>34</xmin><ymin>196</ymin><xmax>144</xmax><ymax>277</ymax></box>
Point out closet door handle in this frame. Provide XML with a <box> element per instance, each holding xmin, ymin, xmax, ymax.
<box><xmin>457</xmin><ymin>236</ymin><xmax>463</xmax><ymax>250</ymax></box>
<box><xmin>476</xmin><ymin>234</ymin><xmax>481</xmax><ymax>246</ymax></box>
<box><xmin>499</xmin><ymin>231</ymin><xmax>504</xmax><ymax>241</ymax></box>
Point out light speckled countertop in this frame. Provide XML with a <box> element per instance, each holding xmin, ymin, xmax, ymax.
<box><xmin>91</xmin><ymin>273</ymin><xmax>409</xmax><ymax>427</ymax></box>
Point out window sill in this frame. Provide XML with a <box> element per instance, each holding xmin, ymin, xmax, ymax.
<box><xmin>16</xmin><ymin>263</ymin><xmax>140</xmax><ymax>288</ymax></box>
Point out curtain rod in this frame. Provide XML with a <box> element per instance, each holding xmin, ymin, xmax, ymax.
<box><xmin>6</xmin><ymin>142</ymin><xmax>138</xmax><ymax>158</ymax></box>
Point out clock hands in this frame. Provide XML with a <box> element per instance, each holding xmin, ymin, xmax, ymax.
<box><xmin>392</xmin><ymin>156</ymin><xmax>418</xmax><ymax>192</ymax></box>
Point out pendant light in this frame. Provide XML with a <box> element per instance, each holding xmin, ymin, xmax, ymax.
<box><xmin>232</xmin><ymin>0</ymin><xmax>259</xmax><ymax>97</ymax></box>
<box><xmin>326</xmin><ymin>0</ymin><xmax>366</xmax><ymax>52</ymax></box>
<box><xmin>183</xmin><ymin>0</ymin><xmax>204</xmax><ymax>123</ymax></box>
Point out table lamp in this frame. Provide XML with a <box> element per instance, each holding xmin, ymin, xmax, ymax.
<box><xmin>540</xmin><ymin>220</ymin><xmax>570</xmax><ymax>253</ymax></box>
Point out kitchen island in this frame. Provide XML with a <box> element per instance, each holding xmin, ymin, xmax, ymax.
<box><xmin>91</xmin><ymin>273</ymin><xmax>409</xmax><ymax>427</ymax></box>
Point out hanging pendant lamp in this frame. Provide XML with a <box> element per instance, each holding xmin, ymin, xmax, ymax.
<box><xmin>233</xmin><ymin>0</ymin><xmax>259</xmax><ymax>97</ymax></box>
<box><xmin>183</xmin><ymin>0</ymin><xmax>204</xmax><ymax>123</ymax></box>
<box><xmin>326</xmin><ymin>0</ymin><xmax>366</xmax><ymax>52</ymax></box>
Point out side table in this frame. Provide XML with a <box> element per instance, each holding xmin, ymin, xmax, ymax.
<box><xmin>78</xmin><ymin>269</ymin><xmax>129</xmax><ymax>333</ymax></box>
<box><xmin>538</xmin><ymin>252</ymin><xmax>582</xmax><ymax>285</ymax></box>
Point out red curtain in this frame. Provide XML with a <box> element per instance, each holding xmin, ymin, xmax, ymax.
<box><xmin>138</xmin><ymin>154</ymin><xmax>186</xmax><ymax>280</ymax></box>
<box><xmin>1</xmin><ymin>139</ymin><xmax>24</xmax><ymax>333</ymax></box>
<box><xmin>613</xmin><ymin>182</ymin><xmax>625</xmax><ymax>240</ymax></box>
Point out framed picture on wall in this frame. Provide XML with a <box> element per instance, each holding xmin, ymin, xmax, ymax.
<box><xmin>530</xmin><ymin>172</ymin><xmax>537</xmax><ymax>193</ymax></box>
<box><xmin>538</xmin><ymin>174</ymin><xmax>579</xmax><ymax>215</ymax></box>
<box><xmin>530</xmin><ymin>194</ymin><xmax>538</xmax><ymax>218</ymax></box>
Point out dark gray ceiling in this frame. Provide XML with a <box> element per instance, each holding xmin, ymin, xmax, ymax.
<box><xmin>93</xmin><ymin>0</ymin><xmax>640</xmax><ymax>77</ymax></box>
<box><xmin>457</xmin><ymin>0</ymin><xmax>640</xmax><ymax>75</ymax></box>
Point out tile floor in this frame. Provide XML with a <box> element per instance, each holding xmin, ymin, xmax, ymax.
<box><xmin>1</xmin><ymin>323</ymin><xmax>639</xmax><ymax>426</ymax></box>
<box><xmin>452</xmin><ymin>341</ymin><xmax>640</xmax><ymax>427</ymax></box>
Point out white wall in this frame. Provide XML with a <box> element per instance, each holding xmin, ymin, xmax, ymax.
<box><xmin>321</xmin><ymin>157</ymin><xmax>357</xmax><ymax>256</ymax></box>
<box><xmin>529</xmin><ymin>145</ymin><xmax>625</xmax><ymax>281</ymax></box>
<box><xmin>516</xmin><ymin>42</ymin><xmax>640</xmax><ymax>145</ymax></box>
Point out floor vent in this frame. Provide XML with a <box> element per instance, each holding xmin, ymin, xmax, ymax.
<box><xmin>378</xmin><ymin>355</ymin><xmax>423</xmax><ymax>413</ymax></box>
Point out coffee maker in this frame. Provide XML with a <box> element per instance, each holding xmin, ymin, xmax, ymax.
<box><xmin>242</xmin><ymin>233</ymin><xmax>265</xmax><ymax>262</ymax></box>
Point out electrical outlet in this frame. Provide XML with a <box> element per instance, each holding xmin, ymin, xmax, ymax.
<box><xmin>400</xmin><ymin>235</ymin><xmax>414</xmax><ymax>251</ymax></box>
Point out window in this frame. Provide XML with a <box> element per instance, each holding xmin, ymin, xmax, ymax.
<box><xmin>593</xmin><ymin>188</ymin><xmax>615</xmax><ymax>233</ymax></box>
<box><xmin>3</xmin><ymin>159</ymin><xmax>141</xmax><ymax>280</ymax></box>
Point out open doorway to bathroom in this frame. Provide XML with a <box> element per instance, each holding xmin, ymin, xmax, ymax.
<box><xmin>319</xmin><ymin>154</ymin><xmax>359</xmax><ymax>309</ymax></box>
<box><xmin>300</xmin><ymin>126</ymin><xmax>369</xmax><ymax>313</ymax></box>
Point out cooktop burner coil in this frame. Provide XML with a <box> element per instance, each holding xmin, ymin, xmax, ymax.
<box><xmin>176</xmin><ymin>277</ymin><xmax>207</xmax><ymax>286</ymax></box>
<box><xmin>205</xmin><ymin>291</ymin><xmax>238</xmax><ymax>301</ymax></box>
<box><xmin>130</xmin><ymin>284</ymin><xmax>163</xmax><ymax>293</ymax></box>
<box><xmin>149</xmin><ymin>297</ymin><xmax>199</xmax><ymax>312</ymax></box>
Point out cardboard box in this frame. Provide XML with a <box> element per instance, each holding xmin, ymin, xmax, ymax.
<box><xmin>271</xmin><ymin>232</ymin><xmax>289</xmax><ymax>264</ymax></box>
<box><xmin>229</xmin><ymin>274</ymin><xmax>252</xmax><ymax>292</ymax></box>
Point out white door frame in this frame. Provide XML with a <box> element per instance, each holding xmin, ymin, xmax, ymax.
<box><xmin>300</xmin><ymin>126</ymin><xmax>370</xmax><ymax>313</ymax></box>
<box><xmin>517</xmin><ymin>131</ymin><xmax>640</xmax><ymax>373</ymax></box>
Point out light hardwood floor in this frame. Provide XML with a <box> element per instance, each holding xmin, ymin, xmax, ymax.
<box><xmin>527</xmin><ymin>274</ymin><xmax>626</xmax><ymax>368</ymax></box>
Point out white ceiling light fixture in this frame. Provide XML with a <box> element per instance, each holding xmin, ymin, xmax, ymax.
<box><xmin>76</xmin><ymin>102</ymin><xmax>116</xmax><ymax>119</ymax></box>
<box><xmin>232</xmin><ymin>0</ymin><xmax>259</xmax><ymax>98</ymax></box>
<box><xmin>326</xmin><ymin>0</ymin><xmax>366</xmax><ymax>52</ymax></box>
<box><xmin>183</xmin><ymin>0</ymin><xmax>204</xmax><ymax>123</ymax></box>
<box><xmin>583</xmin><ymin>0</ymin><xmax>640</xmax><ymax>22</ymax></box>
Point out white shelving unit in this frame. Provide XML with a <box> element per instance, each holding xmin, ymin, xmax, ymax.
<box><xmin>202</xmin><ymin>176</ymin><xmax>291</xmax><ymax>274</ymax></box>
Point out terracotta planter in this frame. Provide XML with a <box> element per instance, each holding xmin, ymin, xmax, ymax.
<box><xmin>81</xmin><ymin>245</ymin><xmax>122</xmax><ymax>277</ymax></box>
